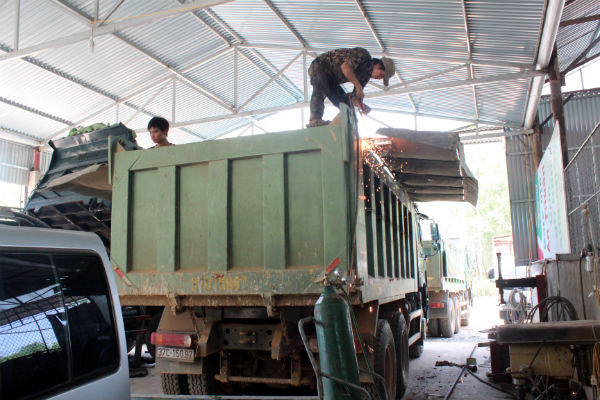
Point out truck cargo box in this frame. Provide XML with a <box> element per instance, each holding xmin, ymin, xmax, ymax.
<box><xmin>110</xmin><ymin>107</ymin><xmax>422</xmax><ymax>309</ymax></box>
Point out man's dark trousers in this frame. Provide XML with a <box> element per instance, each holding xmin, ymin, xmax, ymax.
<box><xmin>309</xmin><ymin>60</ymin><xmax>351</xmax><ymax>121</ymax></box>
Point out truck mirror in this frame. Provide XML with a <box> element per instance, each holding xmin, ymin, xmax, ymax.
<box><xmin>430</xmin><ymin>223</ymin><xmax>440</xmax><ymax>241</ymax></box>
<box><xmin>487</xmin><ymin>268</ymin><xmax>495</xmax><ymax>280</ymax></box>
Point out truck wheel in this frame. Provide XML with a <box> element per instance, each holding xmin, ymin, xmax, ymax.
<box><xmin>366</xmin><ymin>319</ymin><xmax>397</xmax><ymax>400</ymax></box>
<box><xmin>461</xmin><ymin>311</ymin><xmax>470</xmax><ymax>327</ymax></box>
<box><xmin>409</xmin><ymin>317</ymin><xmax>425</xmax><ymax>359</ymax></box>
<box><xmin>188</xmin><ymin>374</ymin><xmax>214</xmax><ymax>395</ymax></box>
<box><xmin>188</xmin><ymin>355</ymin><xmax>218</xmax><ymax>395</ymax></box>
<box><xmin>161</xmin><ymin>373</ymin><xmax>188</xmax><ymax>395</ymax></box>
<box><xmin>452</xmin><ymin>297</ymin><xmax>460</xmax><ymax>334</ymax></box>
<box><xmin>391</xmin><ymin>313</ymin><xmax>409</xmax><ymax>397</ymax></box>
<box><xmin>427</xmin><ymin>319</ymin><xmax>440</xmax><ymax>337</ymax></box>
<box><xmin>439</xmin><ymin>299</ymin><xmax>455</xmax><ymax>338</ymax></box>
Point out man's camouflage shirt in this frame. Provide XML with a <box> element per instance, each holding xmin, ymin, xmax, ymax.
<box><xmin>310</xmin><ymin>47</ymin><xmax>374</xmax><ymax>87</ymax></box>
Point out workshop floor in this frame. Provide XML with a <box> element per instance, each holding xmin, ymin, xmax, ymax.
<box><xmin>130</xmin><ymin>296</ymin><xmax>512</xmax><ymax>399</ymax></box>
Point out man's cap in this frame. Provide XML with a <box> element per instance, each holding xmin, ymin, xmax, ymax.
<box><xmin>381</xmin><ymin>57</ymin><xmax>395</xmax><ymax>87</ymax></box>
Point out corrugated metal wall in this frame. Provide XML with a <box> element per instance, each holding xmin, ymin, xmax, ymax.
<box><xmin>505</xmin><ymin>134</ymin><xmax>538</xmax><ymax>266</ymax></box>
<box><xmin>506</xmin><ymin>88</ymin><xmax>600</xmax><ymax>266</ymax></box>
<box><xmin>538</xmin><ymin>89</ymin><xmax>600</xmax><ymax>255</ymax></box>
<box><xmin>0</xmin><ymin>139</ymin><xmax>34</xmax><ymax>185</ymax></box>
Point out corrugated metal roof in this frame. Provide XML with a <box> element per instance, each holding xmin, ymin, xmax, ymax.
<box><xmin>556</xmin><ymin>0</ymin><xmax>600</xmax><ymax>72</ymax></box>
<box><xmin>0</xmin><ymin>0</ymin><xmax>561</xmax><ymax>147</ymax></box>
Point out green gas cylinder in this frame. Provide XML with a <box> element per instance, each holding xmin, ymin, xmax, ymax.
<box><xmin>314</xmin><ymin>285</ymin><xmax>362</xmax><ymax>400</ymax></box>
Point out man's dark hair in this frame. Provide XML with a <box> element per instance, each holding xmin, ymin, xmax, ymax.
<box><xmin>372</xmin><ymin>58</ymin><xmax>384</xmax><ymax>70</ymax></box>
<box><xmin>148</xmin><ymin>116</ymin><xmax>169</xmax><ymax>131</ymax></box>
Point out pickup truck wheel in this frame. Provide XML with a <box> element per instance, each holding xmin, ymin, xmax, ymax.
<box><xmin>161</xmin><ymin>373</ymin><xmax>188</xmax><ymax>395</ymax></box>
<box><xmin>366</xmin><ymin>319</ymin><xmax>397</xmax><ymax>400</ymax></box>
<box><xmin>439</xmin><ymin>299</ymin><xmax>455</xmax><ymax>338</ymax></box>
<box><xmin>452</xmin><ymin>297</ymin><xmax>460</xmax><ymax>334</ymax></box>
<box><xmin>427</xmin><ymin>319</ymin><xmax>440</xmax><ymax>337</ymax></box>
<box><xmin>409</xmin><ymin>317</ymin><xmax>425</xmax><ymax>359</ymax></box>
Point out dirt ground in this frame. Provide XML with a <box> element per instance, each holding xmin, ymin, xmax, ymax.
<box><xmin>405</xmin><ymin>296</ymin><xmax>513</xmax><ymax>400</ymax></box>
<box><xmin>130</xmin><ymin>296</ymin><xmax>514</xmax><ymax>399</ymax></box>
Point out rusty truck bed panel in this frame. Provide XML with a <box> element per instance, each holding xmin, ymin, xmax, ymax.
<box><xmin>111</xmin><ymin>106</ymin><xmax>421</xmax><ymax>306</ymax></box>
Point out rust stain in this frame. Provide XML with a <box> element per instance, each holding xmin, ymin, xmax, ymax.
<box><xmin>330</xmin><ymin>128</ymin><xmax>337</xmax><ymax>142</ymax></box>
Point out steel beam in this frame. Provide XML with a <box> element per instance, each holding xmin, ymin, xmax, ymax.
<box><xmin>125</xmin><ymin>80</ymin><xmax>171</xmax><ymax>125</ymax></box>
<box><xmin>0</xmin><ymin>126</ymin><xmax>42</xmax><ymax>146</ymax></box>
<box><xmin>263</xmin><ymin>0</ymin><xmax>307</xmax><ymax>47</ymax></box>
<box><xmin>97</xmin><ymin>0</ymin><xmax>124</xmax><ymax>27</ymax></box>
<box><xmin>460</xmin><ymin>0</ymin><xmax>480</xmax><ymax>122</ymax></box>
<box><xmin>523</xmin><ymin>0</ymin><xmax>564</xmax><ymax>128</ymax></box>
<box><xmin>385</xmin><ymin>64</ymin><xmax>467</xmax><ymax>89</ymax></box>
<box><xmin>49</xmin><ymin>75</ymin><xmax>175</xmax><ymax>139</ymax></box>
<box><xmin>365</xmin><ymin>107</ymin><xmax>521</xmax><ymax>129</ymax></box>
<box><xmin>0</xmin><ymin>0</ymin><xmax>233</xmax><ymax>62</ymax></box>
<box><xmin>238</xmin><ymin>42</ymin><xmax>534</xmax><ymax>70</ymax></box>
<box><xmin>196</xmin><ymin>7</ymin><xmax>302</xmax><ymax>99</ymax></box>
<box><xmin>0</xmin><ymin>96</ymin><xmax>72</xmax><ymax>126</ymax></box>
<box><xmin>560</xmin><ymin>14</ymin><xmax>600</xmax><ymax>27</ymax></box>
<box><xmin>13</xmin><ymin>0</ymin><xmax>20</xmax><ymax>51</ymax></box>
<box><xmin>50</xmin><ymin>48</ymin><xmax>231</xmax><ymax>139</ymax></box>
<box><xmin>238</xmin><ymin>52</ymin><xmax>302</xmax><ymax>111</ymax></box>
<box><xmin>365</xmin><ymin>70</ymin><xmax>546</xmax><ymax>99</ymax></box>
<box><xmin>355</xmin><ymin>0</ymin><xmax>417</xmax><ymax>112</ymax></box>
<box><xmin>48</xmin><ymin>0</ymin><xmax>234</xmax><ymax>111</ymax></box>
<box><xmin>152</xmin><ymin>70</ymin><xmax>542</xmax><ymax>131</ymax></box>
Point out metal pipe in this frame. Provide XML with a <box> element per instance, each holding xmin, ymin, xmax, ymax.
<box><xmin>13</xmin><ymin>0</ymin><xmax>20</xmax><ymax>51</ymax></box>
<box><xmin>298</xmin><ymin>316</ymin><xmax>323</xmax><ymax>400</ymax></box>
<box><xmin>443</xmin><ymin>344</ymin><xmax>477</xmax><ymax>400</ymax></box>
<box><xmin>564</xmin><ymin>120</ymin><xmax>600</xmax><ymax>172</ymax></box>
<box><xmin>524</xmin><ymin>0</ymin><xmax>565</xmax><ymax>128</ymax></box>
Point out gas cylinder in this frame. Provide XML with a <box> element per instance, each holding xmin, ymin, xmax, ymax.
<box><xmin>314</xmin><ymin>285</ymin><xmax>362</xmax><ymax>400</ymax></box>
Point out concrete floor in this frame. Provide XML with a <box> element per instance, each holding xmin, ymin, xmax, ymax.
<box><xmin>130</xmin><ymin>296</ymin><xmax>513</xmax><ymax>399</ymax></box>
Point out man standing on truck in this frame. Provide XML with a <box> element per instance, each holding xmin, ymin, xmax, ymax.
<box><xmin>307</xmin><ymin>47</ymin><xmax>395</xmax><ymax>127</ymax></box>
<box><xmin>148</xmin><ymin>116</ymin><xmax>173</xmax><ymax>148</ymax></box>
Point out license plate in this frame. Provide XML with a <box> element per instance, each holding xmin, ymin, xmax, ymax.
<box><xmin>156</xmin><ymin>346</ymin><xmax>195</xmax><ymax>362</ymax></box>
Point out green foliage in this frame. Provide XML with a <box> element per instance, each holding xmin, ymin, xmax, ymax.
<box><xmin>0</xmin><ymin>341</ymin><xmax>61</xmax><ymax>362</ymax></box>
<box><xmin>418</xmin><ymin>142</ymin><xmax>512</xmax><ymax>294</ymax></box>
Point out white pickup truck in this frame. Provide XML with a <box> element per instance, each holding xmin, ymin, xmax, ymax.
<box><xmin>0</xmin><ymin>210</ymin><xmax>130</xmax><ymax>400</ymax></box>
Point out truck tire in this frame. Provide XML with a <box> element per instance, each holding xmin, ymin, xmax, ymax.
<box><xmin>428</xmin><ymin>319</ymin><xmax>440</xmax><ymax>337</ymax></box>
<box><xmin>366</xmin><ymin>319</ymin><xmax>397</xmax><ymax>400</ymax></box>
<box><xmin>452</xmin><ymin>297</ymin><xmax>460</xmax><ymax>334</ymax></box>
<box><xmin>461</xmin><ymin>311</ymin><xmax>470</xmax><ymax>327</ymax></box>
<box><xmin>409</xmin><ymin>317</ymin><xmax>425</xmax><ymax>359</ymax></box>
<box><xmin>188</xmin><ymin>374</ymin><xmax>214</xmax><ymax>395</ymax></box>
<box><xmin>188</xmin><ymin>355</ymin><xmax>218</xmax><ymax>395</ymax></box>
<box><xmin>439</xmin><ymin>299</ymin><xmax>455</xmax><ymax>338</ymax></box>
<box><xmin>161</xmin><ymin>373</ymin><xmax>188</xmax><ymax>395</ymax></box>
<box><xmin>391</xmin><ymin>313</ymin><xmax>409</xmax><ymax>397</ymax></box>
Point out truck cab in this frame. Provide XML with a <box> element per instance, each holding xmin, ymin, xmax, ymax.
<box><xmin>420</xmin><ymin>217</ymin><xmax>472</xmax><ymax>338</ymax></box>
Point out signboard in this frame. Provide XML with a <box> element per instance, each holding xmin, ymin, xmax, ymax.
<box><xmin>534</xmin><ymin>124</ymin><xmax>570</xmax><ymax>259</ymax></box>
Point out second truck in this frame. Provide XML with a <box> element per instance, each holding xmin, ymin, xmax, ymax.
<box><xmin>421</xmin><ymin>218</ymin><xmax>473</xmax><ymax>338</ymax></box>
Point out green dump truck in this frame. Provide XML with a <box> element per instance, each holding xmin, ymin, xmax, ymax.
<box><xmin>421</xmin><ymin>219</ymin><xmax>472</xmax><ymax>338</ymax></box>
<box><xmin>110</xmin><ymin>107</ymin><xmax>427</xmax><ymax>399</ymax></box>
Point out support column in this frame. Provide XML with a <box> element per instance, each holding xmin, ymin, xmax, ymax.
<box><xmin>548</xmin><ymin>45</ymin><xmax>568</xmax><ymax>167</ymax></box>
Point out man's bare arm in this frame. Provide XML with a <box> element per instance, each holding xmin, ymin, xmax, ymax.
<box><xmin>340</xmin><ymin>61</ymin><xmax>364</xmax><ymax>100</ymax></box>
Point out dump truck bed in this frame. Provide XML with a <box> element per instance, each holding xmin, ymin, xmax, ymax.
<box><xmin>111</xmin><ymin>108</ymin><xmax>420</xmax><ymax>308</ymax></box>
